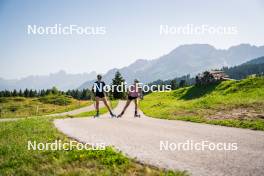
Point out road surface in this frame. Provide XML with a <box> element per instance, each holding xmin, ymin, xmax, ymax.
<box><xmin>47</xmin><ymin>102</ymin><xmax>104</xmax><ymax>116</ymax></box>
<box><xmin>54</xmin><ymin>101</ymin><xmax>264</xmax><ymax>176</ymax></box>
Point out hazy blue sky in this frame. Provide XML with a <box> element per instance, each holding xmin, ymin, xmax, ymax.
<box><xmin>0</xmin><ymin>0</ymin><xmax>263</xmax><ymax>79</ymax></box>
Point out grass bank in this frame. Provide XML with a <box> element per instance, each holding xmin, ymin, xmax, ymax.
<box><xmin>0</xmin><ymin>95</ymin><xmax>92</xmax><ymax>119</ymax></box>
<box><xmin>0</xmin><ymin>116</ymin><xmax>187</xmax><ymax>175</ymax></box>
<box><xmin>140</xmin><ymin>77</ymin><xmax>264</xmax><ymax>130</ymax></box>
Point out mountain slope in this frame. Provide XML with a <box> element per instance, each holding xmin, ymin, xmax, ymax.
<box><xmin>140</xmin><ymin>76</ymin><xmax>264</xmax><ymax>130</ymax></box>
<box><xmin>244</xmin><ymin>56</ymin><xmax>264</xmax><ymax>65</ymax></box>
<box><xmin>223</xmin><ymin>56</ymin><xmax>264</xmax><ymax>80</ymax></box>
<box><xmin>0</xmin><ymin>70</ymin><xmax>96</xmax><ymax>91</ymax></box>
<box><xmin>79</xmin><ymin>44</ymin><xmax>264</xmax><ymax>89</ymax></box>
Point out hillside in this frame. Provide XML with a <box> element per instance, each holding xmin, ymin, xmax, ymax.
<box><xmin>79</xmin><ymin>44</ymin><xmax>264</xmax><ymax>89</ymax></box>
<box><xmin>146</xmin><ymin>56</ymin><xmax>264</xmax><ymax>88</ymax></box>
<box><xmin>0</xmin><ymin>95</ymin><xmax>91</xmax><ymax>119</ymax></box>
<box><xmin>223</xmin><ymin>56</ymin><xmax>264</xmax><ymax>80</ymax></box>
<box><xmin>244</xmin><ymin>55</ymin><xmax>264</xmax><ymax>65</ymax></box>
<box><xmin>140</xmin><ymin>76</ymin><xmax>264</xmax><ymax>130</ymax></box>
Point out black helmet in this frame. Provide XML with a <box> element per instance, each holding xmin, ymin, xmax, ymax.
<box><xmin>97</xmin><ymin>74</ymin><xmax>102</xmax><ymax>80</ymax></box>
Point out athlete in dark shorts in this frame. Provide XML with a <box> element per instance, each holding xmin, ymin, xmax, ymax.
<box><xmin>92</xmin><ymin>75</ymin><xmax>115</xmax><ymax>117</ymax></box>
<box><xmin>94</xmin><ymin>81</ymin><xmax>106</xmax><ymax>98</ymax></box>
<box><xmin>128</xmin><ymin>95</ymin><xmax>137</xmax><ymax>100</ymax></box>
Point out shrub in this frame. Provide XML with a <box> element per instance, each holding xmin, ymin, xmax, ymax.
<box><xmin>39</xmin><ymin>95</ymin><xmax>72</xmax><ymax>106</ymax></box>
<box><xmin>8</xmin><ymin>105</ymin><xmax>20</xmax><ymax>112</ymax></box>
<box><xmin>0</xmin><ymin>97</ymin><xmax>9</xmax><ymax>103</ymax></box>
<box><xmin>13</xmin><ymin>97</ymin><xmax>26</xmax><ymax>102</ymax></box>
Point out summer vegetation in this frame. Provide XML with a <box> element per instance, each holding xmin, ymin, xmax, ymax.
<box><xmin>140</xmin><ymin>76</ymin><xmax>264</xmax><ymax>130</ymax></box>
<box><xmin>1</xmin><ymin>71</ymin><xmax>263</xmax><ymax>175</ymax></box>
<box><xmin>0</xmin><ymin>95</ymin><xmax>92</xmax><ymax>119</ymax></box>
<box><xmin>0</xmin><ymin>71</ymin><xmax>130</xmax><ymax>101</ymax></box>
<box><xmin>0</xmin><ymin>87</ymin><xmax>94</xmax><ymax>101</ymax></box>
<box><xmin>0</xmin><ymin>80</ymin><xmax>186</xmax><ymax>175</ymax></box>
<box><xmin>0</xmin><ymin>117</ymin><xmax>187</xmax><ymax>175</ymax></box>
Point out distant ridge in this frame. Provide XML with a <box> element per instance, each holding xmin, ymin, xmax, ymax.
<box><xmin>79</xmin><ymin>44</ymin><xmax>264</xmax><ymax>89</ymax></box>
<box><xmin>0</xmin><ymin>70</ymin><xmax>96</xmax><ymax>91</ymax></box>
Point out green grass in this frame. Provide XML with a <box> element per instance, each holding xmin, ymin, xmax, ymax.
<box><xmin>75</xmin><ymin>100</ymin><xmax>118</xmax><ymax>117</ymax></box>
<box><xmin>0</xmin><ymin>116</ymin><xmax>187</xmax><ymax>175</ymax></box>
<box><xmin>140</xmin><ymin>77</ymin><xmax>264</xmax><ymax>130</ymax></box>
<box><xmin>38</xmin><ymin>94</ymin><xmax>73</xmax><ymax>105</ymax></box>
<box><xmin>0</xmin><ymin>96</ymin><xmax>92</xmax><ymax>119</ymax></box>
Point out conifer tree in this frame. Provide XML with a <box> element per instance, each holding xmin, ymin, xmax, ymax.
<box><xmin>111</xmin><ymin>71</ymin><xmax>126</xmax><ymax>99</ymax></box>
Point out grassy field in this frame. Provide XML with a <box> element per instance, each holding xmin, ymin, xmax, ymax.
<box><xmin>140</xmin><ymin>77</ymin><xmax>264</xmax><ymax>130</ymax></box>
<box><xmin>0</xmin><ymin>116</ymin><xmax>187</xmax><ymax>175</ymax></box>
<box><xmin>75</xmin><ymin>100</ymin><xmax>119</xmax><ymax>117</ymax></box>
<box><xmin>0</xmin><ymin>95</ymin><xmax>92</xmax><ymax>119</ymax></box>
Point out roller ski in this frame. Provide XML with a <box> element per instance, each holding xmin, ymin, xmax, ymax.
<box><xmin>94</xmin><ymin>111</ymin><xmax>99</xmax><ymax>118</ymax></box>
<box><xmin>109</xmin><ymin>111</ymin><xmax>116</xmax><ymax>118</ymax></box>
<box><xmin>134</xmin><ymin>111</ymin><xmax>141</xmax><ymax>118</ymax></box>
<box><xmin>117</xmin><ymin>111</ymin><xmax>124</xmax><ymax>118</ymax></box>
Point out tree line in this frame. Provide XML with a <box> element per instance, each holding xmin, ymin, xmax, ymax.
<box><xmin>148</xmin><ymin>74</ymin><xmax>195</xmax><ymax>91</ymax></box>
<box><xmin>0</xmin><ymin>87</ymin><xmax>94</xmax><ymax>100</ymax></box>
<box><xmin>222</xmin><ymin>63</ymin><xmax>264</xmax><ymax>80</ymax></box>
<box><xmin>0</xmin><ymin>72</ymin><xmax>194</xmax><ymax>100</ymax></box>
<box><xmin>2</xmin><ymin>60</ymin><xmax>263</xmax><ymax>100</ymax></box>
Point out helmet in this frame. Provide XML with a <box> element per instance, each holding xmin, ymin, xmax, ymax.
<box><xmin>97</xmin><ymin>74</ymin><xmax>102</xmax><ymax>80</ymax></box>
<box><xmin>134</xmin><ymin>79</ymin><xmax>139</xmax><ymax>83</ymax></box>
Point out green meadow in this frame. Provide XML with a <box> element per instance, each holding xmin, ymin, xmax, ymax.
<box><xmin>140</xmin><ymin>77</ymin><xmax>264</xmax><ymax>130</ymax></box>
<box><xmin>0</xmin><ymin>95</ymin><xmax>92</xmax><ymax>119</ymax></box>
<box><xmin>1</xmin><ymin>76</ymin><xmax>263</xmax><ymax>175</ymax></box>
<box><xmin>0</xmin><ymin>99</ymin><xmax>186</xmax><ymax>175</ymax></box>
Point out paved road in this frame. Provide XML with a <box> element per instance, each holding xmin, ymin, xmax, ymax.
<box><xmin>54</xmin><ymin>101</ymin><xmax>264</xmax><ymax>176</ymax></box>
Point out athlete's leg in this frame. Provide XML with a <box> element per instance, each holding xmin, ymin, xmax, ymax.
<box><xmin>95</xmin><ymin>97</ymin><xmax>100</xmax><ymax>117</ymax></box>
<box><xmin>102</xmin><ymin>97</ymin><xmax>116</xmax><ymax>117</ymax></box>
<box><xmin>118</xmin><ymin>99</ymin><xmax>132</xmax><ymax>117</ymax></box>
<box><xmin>134</xmin><ymin>98</ymin><xmax>139</xmax><ymax>116</ymax></box>
<box><xmin>102</xmin><ymin>97</ymin><xmax>112</xmax><ymax>112</ymax></box>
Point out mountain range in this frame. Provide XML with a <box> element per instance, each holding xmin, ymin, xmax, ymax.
<box><xmin>1</xmin><ymin>43</ymin><xmax>264</xmax><ymax>91</ymax></box>
<box><xmin>79</xmin><ymin>43</ymin><xmax>264</xmax><ymax>89</ymax></box>
<box><xmin>0</xmin><ymin>70</ymin><xmax>96</xmax><ymax>91</ymax></box>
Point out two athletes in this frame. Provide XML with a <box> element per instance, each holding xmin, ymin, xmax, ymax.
<box><xmin>92</xmin><ymin>74</ymin><xmax>141</xmax><ymax>118</ymax></box>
